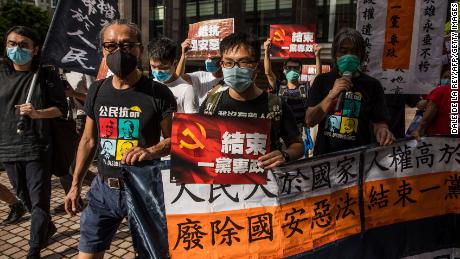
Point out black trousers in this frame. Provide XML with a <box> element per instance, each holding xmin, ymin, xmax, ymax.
<box><xmin>3</xmin><ymin>160</ymin><xmax>53</xmax><ymax>249</ymax></box>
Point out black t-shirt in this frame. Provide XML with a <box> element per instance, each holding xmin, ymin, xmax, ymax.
<box><xmin>0</xmin><ymin>64</ymin><xmax>67</xmax><ymax>162</ymax></box>
<box><xmin>199</xmin><ymin>89</ymin><xmax>301</xmax><ymax>151</ymax></box>
<box><xmin>84</xmin><ymin>76</ymin><xmax>177</xmax><ymax>177</ymax></box>
<box><xmin>308</xmin><ymin>72</ymin><xmax>389</xmax><ymax>156</ymax></box>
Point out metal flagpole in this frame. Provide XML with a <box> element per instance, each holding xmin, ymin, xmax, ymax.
<box><xmin>16</xmin><ymin>72</ymin><xmax>39</xmax><ymax>135</ymax></box>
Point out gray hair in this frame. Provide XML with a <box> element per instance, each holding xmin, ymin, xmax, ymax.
<box><xmin>99</xmin><ymin>19</ymin><xmax>142</xmax><ymax>46</ymax></box>
<box><xmin>331</xmin><ymin>28</ymin><xmax>366</xmax><ymax>68</ymax></box>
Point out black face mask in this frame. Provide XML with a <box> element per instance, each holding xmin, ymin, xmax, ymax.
<box><xmin>106</xmin><ymin>49</ymin><xmax>138</xmax><ymax>78</ymax></box>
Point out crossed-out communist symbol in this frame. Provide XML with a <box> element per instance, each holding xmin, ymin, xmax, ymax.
<box><xmin>179</xmin><ymin>122</ymin><xmax>207</xmax><ymax>150</ymax></box>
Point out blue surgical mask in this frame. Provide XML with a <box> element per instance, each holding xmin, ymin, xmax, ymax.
<box><xmin>205</xmin><ymin>58</ymin><xmax>219</xmax><ymax>73</ymax></box>
<box><xmin>7</xmin><ymin>47</ymin><xmax>32</xmax><ymax>65</ymax></box>
<box><xmin>440</xmin><ymin>79</ymin><xmax>450</xmax><ymax>85</ymax></box>
<box><xmin>223</xmin><ymin>67</ymin><xmax>255</xmax><ymax>93</ymax></box>
<box><xmin>151</xmin><ymin>69</ymin><xmax>172</xmax><ymax>82</ymax></box>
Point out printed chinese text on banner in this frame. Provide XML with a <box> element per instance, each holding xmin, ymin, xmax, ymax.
<box><xmin>159</xmin><ymin>137</ymin><xmax>460</xmax><ymax>258</ymax></box>
<box><xmin>171</xmin><ymin>113</ymin><xmax>271</xmax><ymax>184</ymax></box>
<box><xmin>270</xmin><ymin>24</ymin><xmax>316</xmax><ymax>59</ymax></box>
<box><xmin>41</xmin><ymin>0</ymin><xmax>119</xmax><ymax>76</ymax></box>
<box><xmin>357</xmin><ymin>0</ymin><xmax>448</xmax><ymax>94</ymax></box>
<box><xmin>187</xmin><ymin>18</ymin><xmax>234</xmax><ymax>58</ymax></box>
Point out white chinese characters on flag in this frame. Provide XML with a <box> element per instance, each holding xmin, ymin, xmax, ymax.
<box><xmin>170</xmin><ymin>114</ymin><xmax>271</xmax><ymax>184</ymax></box>
<box><xmin>356</xmin><ymin>0</ymin><xmax>448</xmax><ymax>94</ymax></box>
<box><xmin>41</xmin><ymin>0</ymin><xmax>119</xmax><ymax>76</ymax></box>
<box><xmin>270</xmin><ymin>24</ymin><xmax>316</xmax><ymax>59</ymax></box>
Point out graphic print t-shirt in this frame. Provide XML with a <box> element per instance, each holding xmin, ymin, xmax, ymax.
<box><xmin>84</xmin><ymin>76</ymin><xmax>177</xmax><ymax>177</ymax></box>
<box><xmin>307</xmin><ymin>72</ymin><xmax>389</xmax><ymax>156</ymax></box>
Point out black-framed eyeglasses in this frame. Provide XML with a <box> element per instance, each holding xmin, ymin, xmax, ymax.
<box><xmin>219</xmin><ymin>59</ymin><xmax>258</xmax><ymax>69</ymax></box>
<box><xmin>102</xmin><ymin>42</ymin><xmax>142</xmax><ymax>53</ymax></box>
<box><xmin>7</xmin><ymin>41</ymin><xmax>31</xmax><ymax>49</ymax></box>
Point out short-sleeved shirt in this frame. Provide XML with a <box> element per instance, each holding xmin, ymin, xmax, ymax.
<box><xmin>84</xmin><ymin>76</ymin><xmax>177</xmax><ymax>177</ymax></box>
<box><xmin>199</xmin><ymin>88</ymin><xmax>301</xmax><ymax>151</ymax></box>
<box><xmin>307</xmin><ymin>71</ymin><xmax>389</xmax><ymax>156</ymax></box>
<box><xmin>0</xmin><ymin>64</ymin><xmax>67</xmax><ymax>162</ymax></box>
<box><xmin>187</xmin><ymin>71</ymin><xmax>223</xmax><ymax>105</ymax></box>
<box><xmin>158</xmin><ymin>77</ymin><xmax>198</xmax><ymax>114</ymax></box>
<box><xmin>426</xmin><ymin>85</ymin><xmax>457</xmax><ymax>135</ymax></box>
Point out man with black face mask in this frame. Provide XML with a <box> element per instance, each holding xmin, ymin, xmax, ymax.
<box><xmin>64</xmin><ymin>20</ymin><xmax>177</xmax><ymax>258</ymax></box>
<box><xmin>200</xmin><ymin>32</ymin><xmax>304</xmax><ymax>169</ymax></box>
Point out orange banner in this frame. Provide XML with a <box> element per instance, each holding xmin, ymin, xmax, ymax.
<box><xmin>167</xmin><ymin>186</ymin><xmax>360</xmax><ymax>259</ymax></box>
<box><xmin>364</xmin><ymin>171</ymin><xmax>460</xmax><ymax>230</ymax></box>
<box><xmin>382</xmin><ymin>0</ymin><xmax>416</xmax><ymax>69</ymax></box>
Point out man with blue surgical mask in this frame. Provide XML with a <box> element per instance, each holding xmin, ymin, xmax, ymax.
<box><xmin>0</xmin><ymin>26</ymin><xmax>68</xmax><ymax>258</ymax></box>
<box><xmin>176</xmin><ymin>39</ymin><xmax>224</xmax><ymax>105</ymax></box>
<box><xmin>306</xmin><ymin>28</ymin><xmax>394</xmax><ymax>156</ymax></box>
<box><xmin>200</xmin><ymin>32</ymin><xmax>304</xmax><ymax>169</ymax></box>
<box><xmin>149</xmin><ymin>37</ymin><xmax>199</xmax><ymax>114</ymax></box>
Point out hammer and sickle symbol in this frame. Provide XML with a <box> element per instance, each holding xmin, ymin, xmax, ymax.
<box><xmin>179</xmin><ymin>122</ymin><xmax>206</xmax><ymax>150</ymax></box>
<box><xmin>273</xmin><ymin>28</ymin><xmax>285</xmax><ymax>42</ymax></box>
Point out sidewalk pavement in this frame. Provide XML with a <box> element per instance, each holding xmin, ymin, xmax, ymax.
<box><xmin>0</xmin><ymin>172</ymin><xmax>135</xmax><ymax>259</ymax></box>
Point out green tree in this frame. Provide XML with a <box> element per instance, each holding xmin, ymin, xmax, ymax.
<box><xmin>0</xmin><ymin>1</ymin><xmax>51</xmax><ymax>46</ymax></box>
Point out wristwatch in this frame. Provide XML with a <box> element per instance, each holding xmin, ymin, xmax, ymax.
<box><xmin>281</xmin><ymin>150</ymin><xmax>290</xmax><ymax>162</ymax></box>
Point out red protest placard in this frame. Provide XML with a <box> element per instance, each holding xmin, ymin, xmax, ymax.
<box><xmin>270</xmin><ymin>24</ymin><xmax>316</xmax><ymax>58</ymax></box>
<box><xmin>187</xmin><ymin>18</ymin><xmax>234</xmax><ymax>58</ymax></box>
<box><xmin>171</xmin><ymin>113</ymin><xmax>271</xmax><ymax>184</ymax></box>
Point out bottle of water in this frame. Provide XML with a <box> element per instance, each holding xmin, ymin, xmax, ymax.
<box><xmin>405</xmin><ymin>109</ymin><xmax>424</xmax><ymax>137</ymax></box>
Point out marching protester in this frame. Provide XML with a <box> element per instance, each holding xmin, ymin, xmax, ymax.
<box><xmin>263</xmin><ymin>38</ymin><xmax>322</xmax><ymax>156</ymax></box>
<box><xmin>201</xmin><ymin>32</ymin><xmax>304</xmax><ymax>168</ymax></box>
<box><xmin>175</xmin><ymin>39</ymin><xmax>224</xmax><ymax>105</ymax></box>
<box><xmin>413</xmin><ymin>65</ymin><xmax>456</xmax><ymax>139</ymax></box>
<box><xmin>0</xmin><ymin>26</ymin><xmax>67</xmax><ymax>258</ymax></box>
<box><xmin>149</xmin><ymin>37</ymin><xmax>199</xmax><ymax>113</ymax></box>
<box><xmin>64</xmin><ymin>20</ymin><xmax>176</xmax><ymax>258</ymax></box>
<box><xmin>305</xmin><ymin>28</ymin><xmax>394</xmax><ymax>155</ymax></box>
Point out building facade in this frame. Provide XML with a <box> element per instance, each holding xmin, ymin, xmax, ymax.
<box><xmin>119</xmin><ymin>0</ymin><xmax>358</xmax><ymax>69</ymax></box>
<box><xmin>0</xmin><ymin>0</ymin><xmax>57</xmax><ymax>11</ymax></box>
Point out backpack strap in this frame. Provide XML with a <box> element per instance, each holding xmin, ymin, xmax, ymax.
<box><xmin>267</xmin><ymin>93</ymin><xmax>283</xmax><ymax>150</ymax></box>
<box><xmin>207</xmin><ymin>80</ymin><xmax>224</xmax><ymax>98</ymax></box>
<box><xmin>299</xmin><ymin>84</ymin><xmax>307</xmax><ymax>98</ymax></box>
<box><xmin>278</xmin><ymin>84</ymin><xmax>287</xmax><ymax>96</ymax></box>
<box><xmin>204</xmin><ymin>81</ymin><xmax>226</xmax><ymax>116</ymax></box>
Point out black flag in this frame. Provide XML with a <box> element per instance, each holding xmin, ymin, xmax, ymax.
<box><xmin>41</xmin><ymin>0</ymin><xmax>119</xmax><ymax>75</ymax></box>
